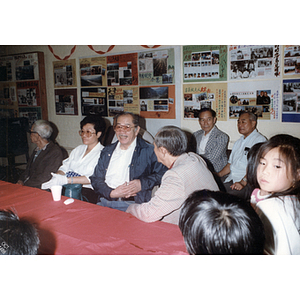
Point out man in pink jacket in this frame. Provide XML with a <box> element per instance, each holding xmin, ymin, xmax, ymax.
<box><xmin>126</xmin><ymin>126</ymin><xmax>219</xmax><ymax>225</ymax></box>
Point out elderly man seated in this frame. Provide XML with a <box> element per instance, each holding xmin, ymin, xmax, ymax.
<box><xmin>17</xmin><ymin>120</ymin><xmax>64</xmax><ymax>189</ymax></box>
<box><xmin>126</xmin><ymin>126</ymin><xmax>219</xmax><ymax>225</ymax></box>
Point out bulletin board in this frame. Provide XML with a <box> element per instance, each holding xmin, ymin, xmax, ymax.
<box><xmin>53</xmin><ymin>59</ymin><xmax>77</xmax><ymax>88</ymax></box>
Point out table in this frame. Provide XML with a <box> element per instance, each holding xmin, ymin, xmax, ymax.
<box><xmin>0</xmin><ymin>181</ymin><xmax>188</xmax><ymax>255</ymax></box>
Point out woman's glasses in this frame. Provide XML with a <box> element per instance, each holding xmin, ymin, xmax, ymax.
<box><xmin>78</xmin><ymin>130</ymin><xmax>97</xmax><ymax>137</ymax></box>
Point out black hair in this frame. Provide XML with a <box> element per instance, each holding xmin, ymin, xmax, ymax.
<box><xmin>198</xmin><ymin>108</ymin><xmax>216</xmax><ymax>118</ymax></box>
<box><xmin>179</xmin><ymin>190</ymin><xmax>265</xmax><ymax>255</ymax></box>
<box><xmin>0</xmin><ymin>210</ymin><xmax>39</xmax><ymax>255</ymax></box>
<box><xmin>80</xmin><ymin>114</ymin><xmax>106</xmax><ymax>141</ymax></box>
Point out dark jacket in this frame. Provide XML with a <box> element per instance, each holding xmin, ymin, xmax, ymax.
<box><xmin>19</xmin><ymin>141</ymin><xmax>64</xmax><ymax>189</ymax></box>
<box><xmin>90</xmin><ymin>137</ymin><xmax>167</xmax><ymax>204</ymax></box>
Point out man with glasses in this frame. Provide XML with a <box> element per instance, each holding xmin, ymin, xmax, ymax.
<box><xmin>17</xmin><ymin>120</ymin><xmax>64</xmax><ymax>189</ymax></box>
<box><xmin>90</xmin><ymin>112</ymin><xmax>167</xmax><ymax>212</ymax></box>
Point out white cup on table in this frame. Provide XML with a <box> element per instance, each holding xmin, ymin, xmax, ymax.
<box><xmin>50</xmin><ymin>185</ymin><xmax>62</xmax><ymax>201</ymax></box>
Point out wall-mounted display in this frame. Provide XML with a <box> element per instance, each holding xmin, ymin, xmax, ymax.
<box><xmin>81</xmin><ymin>87</ymin><xmax>108</xmax><ymax>116</ymax></box>
<box><xmin>108</xmin><ymin>86</ymin><xmax>139</xmax><ymax>116</ymax></box>
<box><xmin>183</xmin><ymin>83</ymin><xmax>227</xmax><ymax>120</ymax></box>
<box><xmin>53</xmin><ymin>59</ymin><xmax>77</xmax><ymax>87</ymax></box>
<box><xmin>55</xmin><ymin>88</ymin><xmax>78</xmax><ymax>115</ymax></box>
<box><xmin>0</xmin><ymin>56</ymin><xmax>15</xmax><ymax>81</ymax></box>
<box><xmin>282</xmin><ymin>79</ymin><xmax>300</xmax><ymax>122</ymax></box>
<box><xmin>19</xmin><ymin>107</ymin><xmax>42</xmax><ymax>127</ymax></box>
<box><xmin>140</xmin><ymin>85</ymin><xmax>175</xmax><ymax>119</ymax></box>
<box><xmin>17</xmin><ymin>81</ymin><xmax>40</xmax><ymax>107</ymax></box>
<box><xmin>80</xmin><ymin>56</ymin><xmax>107</xmax><ymax>87</ymax></box>
<box><xmin>228</xmin><ymin>80</ymin><xmax>280</xmax><ymax>121</ymax></box>
<box><xmin>183</xmin><ymin>45</ymin><xmax>227</xmax><ymax>82</ymax></box>
<box><xmin>283</xmin><ymin>46</ymin><xmax>300</xmax><ymax>77</ymax></box>
<box><xmin>229</xmin><ymin>45</ymin><xmax>280</xmax><ymax>80</ymax></box>
<box><xmin>15</xmin><ymin>53</ymin><xmax>40</xmax><ymax>81</ymax></box>
<box><xmin>107</xmin><ymin>53</ymin><xmax>138</xmax><ymax>86</ymax></box>
<box><xmin>138</xmin><ymin>48</ymin><xmax>175</xmax><ymax>85</ymax></box>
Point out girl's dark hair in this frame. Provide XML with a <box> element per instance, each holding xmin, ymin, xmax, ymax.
<box><xmin>247</xmin><ymin>134</ymin><xmax>300</xmax><ymax>201</ymax></box>
<box><xmin>80</xmin><ymin>115</ymin><xmax>106</xmax><ymax>141</ymax></box>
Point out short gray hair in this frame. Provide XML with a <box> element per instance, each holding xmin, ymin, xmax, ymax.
<box><xmin>32</xmin><ymin>120</ymin><xmax>53</xmax><ymax>140</ymax></box>
<box><xmin>154</xmin><ymin>126</ymin><xmax>187</xmax><ymax>156</ymax></box>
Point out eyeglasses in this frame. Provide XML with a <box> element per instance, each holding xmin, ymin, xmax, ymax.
<box><xmin>28</xmin><ymin>130</ymin><xmax>39</xmax><ymax>135</ymax></box>
<box><xmin>79</xmin><ymin>130</ymin><xmax>97</xmax><ymax>137</ymax></box>
<box><xmin>114</xmin><ymin>124</ymin><xmax>136</xmax><ymax>132</ymax></box>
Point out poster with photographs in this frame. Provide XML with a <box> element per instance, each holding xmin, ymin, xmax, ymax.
<box><xmin>55</xmin><ymin>88</ymin><xmax>78</xmax><ymax>115</ymax></box>
<box><xmin>14</xmin><ymin>53</ymin><xmax>39</xmax><ymax>81</ymax></box>
<box><xmin>228</xmin><ymin>80</ymin><xmax>280</xmax><ymax>121</ymax></box>
<box><xmin>138</xmin><ymin>48</ymin><xmax>175</xmax><ymax>85</ymax></box>
<box><xmin>139</xmin><ymin>85</ymin><xmax>175</xmax><ymax>119</ymax></box>
<box><xmin>19</xmin><ymin>107</ymin><xmax>42</xmax><ymax>128</ymax></box>
<box><xmin>107</xmin><ymin>53</ymin><xmax>138</xmax><ymax>86</ymax></box>
<box><xmin>0</xmin><ymin>82</ymin><xmax>18</xmax><ymax>117</ymax></box>
<box><xmin>282</xmin><ymin>79</ymin><xmax>300</xmax><ymax>123</ymax></box>
<box><xmin>183</xmin><ymin>45</ymin><xmax>227</xmax><ymax>82</ymax></box>
<box><xmin>53</xmin><ymin>59</ymin><xmax>77</xmax><ymax>87</ymax></box>
<box><xmin>17</xmin><ymin>81</ymin><xmax>40</xmax><ymax>107</ymax></box>
<box><xmin>81</xmin><ymin>87</ymin><xmax>108</xmax><ymax>116</ymax></box>
<box><xmin>183</xmin><ymin>83</ymin><xmax>227</xmax><ymax>120</ymax></box>
<box><xmin>80</xmin><ymin>56</ymin><xmax>107</xmax><ymax>87</ymax></box>
<box><xmin>108</xmin><ymin>86</ymin><xmax>139</xmax><ymax>116</ymax></box>
<box><xmin>283</xmin><ymin>46</ymin><xmax>300</xmax><ymax>77</ymax></box>
<box><xmin>0</xmin><ymin>56</ymin><xmax>15</xmax><ymax>82</ymax></box>
<box><xmin>229</xmin><ymin>45</ymin><xmax>280</xmax><ymax>80</ymax></box>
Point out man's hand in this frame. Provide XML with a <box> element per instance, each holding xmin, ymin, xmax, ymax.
<box><xmin>230</xmin><ymin>181</ymin><xmax>245</xmax><ymax>191</ymax></box>
<box><xmin>110</xmin><ymin>179</ymin><xmax>141</xmax><ymax>199</ymax></box>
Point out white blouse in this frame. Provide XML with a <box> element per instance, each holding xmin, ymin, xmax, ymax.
<box><xmin>59</xmin><ymin>143</ymin><xmax>103</xmax><ymax>189</ymax></box>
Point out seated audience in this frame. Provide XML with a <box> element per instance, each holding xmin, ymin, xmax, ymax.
<box><xmin>126</xmin><ymin>126</ymin><xmax>219</xmax><ymax>225</ymax></box>
<box><xmin>249</xmin><ymin>134</ymin><xmax>300</xmax><ymax>255</ymax></box>
<box><xmin>0</xmin><ymin>210</ymin><xmax>39</xmax><ymax>255</ymax></box>
<box><xmin>217</xmin><ymin>112</ymin><xmax>266</xmax><ymax>200</ymax></box>
<box><xmin>90</xmin><ymin>112</ymin><xmax>167</xmax><ymax>212</ymax></box>
<box><xmin>179</xmin><ymin>190</ymin><xmax>265</xmax><ymax>255</ymax></box>
<box><xmin>17</xmin><ymin>120</ymin><xmax>64</xmax><ymax>189</ymax></box>
<box><xmin>193</xmin><ymin>108</ymin><xmax>229</xmax><ymax>173</ymax></box>
<box><xmin>42</xmin><ymin>115</ymin><xmax>106</xmax><ymax>203</ymax></box>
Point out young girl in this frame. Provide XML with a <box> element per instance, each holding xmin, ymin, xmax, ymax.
<box><xmin>248</xmin><ymin>134</ymin><xmax>300</xmax><ymax>255</ymax></box>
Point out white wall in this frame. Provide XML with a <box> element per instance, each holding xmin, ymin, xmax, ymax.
<box><xmin>2</xmin><ymin>45</ymin><xmax>300</xmax><ymax>151</ymax></box>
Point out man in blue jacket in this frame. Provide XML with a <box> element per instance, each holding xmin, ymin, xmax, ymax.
<box><xmin>90</xmin><ymin>112</ymin><xmax>167</xmax><ymax>212</ymax></box>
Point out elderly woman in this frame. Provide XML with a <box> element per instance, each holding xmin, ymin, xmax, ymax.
<box><xmin>42</xmin><ymin>115</ymin><xmax>106</xmax><ymax>203</ymax></box>
<box><xmin>17</xmin><ymin>120</ymin><xmax>64</xmax><ymax>189</ymax></box>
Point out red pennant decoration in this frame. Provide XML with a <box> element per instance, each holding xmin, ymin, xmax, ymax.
<box><xmin>48</xmin><ymin>45</ymin><xmax>77</xmax><ymax>60</ymax></box>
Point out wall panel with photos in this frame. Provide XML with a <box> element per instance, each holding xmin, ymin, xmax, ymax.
<box><xmin>0</xmin><ymin>51</ymin><xmax>47</xmax><ymax>127</ymax></box>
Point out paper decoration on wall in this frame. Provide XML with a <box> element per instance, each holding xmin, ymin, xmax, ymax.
<box><xmin>17</xmin><ymin>81</ymin><xmax>40</xmax><ymax>107</ymax></box>
<box><xmin>228</xmin><ymin>80</ymin><xmax>280</xmax><ymax>121</ymax></box>
<box><xmin>283</xmin><ymin>46</ymin><xmax>300</xmax><ymax>77</ymax></box>
<box><xmin>81</xmin><ymin>87</ymin><xmax>108</xmax><ymax>116</ymax></box>
<box><xmin>107</xmin><ymin>53</ymin><xmax>138</xmax><ymax>86</ymax></box>
<box><xmin>139</xmin><ymin>85</ymin><xmax>175</xmax><ymax>119</ymax></box>
<box><xmin>53</xmin><ymin>59</ymin><xmax>77</xmax><ymax>88</ymax></box>
<box><xmin>183</xmin><ymin>82</ymin><xmax>227</xmax><ymax>120</ymax></box>
<box><xmin>183</xmin><ymin>45</ymin><xmax>227</xmax><ymax>82</ymax></box>
<box><xmin>80</xmin><ymin>56</ymin><xmax>107</xmax><ymax>87</ymax></box>
<box><xmin>138</xmin><ymin>48</ymin><xmax>175</xmax><ymax>85</ymax></box>
<box><xmin>55</xmin><ymin>88</ymin><xmax>78</xmax><ymax>115</ymax></box>
<box><xmin>282</xmin><ymin>79</ymin><xmax>300</xmax><ymax>122</ymax></box>
<box><xmin>229</xmin><ymin>45</ymin><xmax>280</xmax><ymax>80</ymax></box>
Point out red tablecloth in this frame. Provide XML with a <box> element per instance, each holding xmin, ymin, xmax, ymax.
<box><xmin>0</xmin><ymin>181</ymin><xmax>188</xmax><ymax>255</ymax></box>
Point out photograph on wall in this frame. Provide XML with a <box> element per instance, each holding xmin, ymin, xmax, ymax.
<box><xmin>14</xmin><ymin>53</ymin><xmax>39</xmax><ymax>81</ymax></box>
<box><xmin>140</xmin><ymin>85</ymin><xmax>175</xmax><ymax>119</ymax></box>
<box><xmin>108</xmin><ymin>86</ymin><xmax>139</xmax><ymax>116</ymax></box>
<box><xmin>229</xmin><ymin>45</ymin><xmax>280</xmax><ymax>80</ymax></box>
<box><xmin>55</xmin><ymin>88</ymin><xmax>78</xmax><ymax>115</ymax></box>
<box><xmin>19</xmin><ymin>107</ymin><xmax>42</xmax><ymax>127</ymax></box>
<box><xmin>0</xmin><ymin>56</ymin><xmax>15</xmax><ymax>82</ymax></box>
<box><xmin>107</xmin><ymin>53</ymin><xmax>138</xmax><ymax>86</ymax></box>
<box><xmin>183</xmin><ymin>83</ymin><xmax>227</xmax><ymax>120</ymax></box>
<box><xmin>0</xmin><ymin>82</ymin><xmax>18</xmax><ymax>117</ymax></box>
<box><xmin>80</xmin><ymin>56</ymin><xmax>107</xmax><ymax>87</ymax></box>
<box><xmin>138</xmin><ymin>48</ymin><xmax>175</xmax><ymax>85</ymax></box>
<box><xmin>17</xmin><ymin>81</ymin><xmax>40</xmax><ymax>106</ymax></box>
<box><xmin>81</xmin><ymin>87</ymin><xmax>108</xmax><ymax>116</ymax></box>
<box><xmin>183</xmin><ymin>45</ymin><xmax>227</xmax><ymax>82</ymax></box>
<box><xmin>283</xmin><ymin>45</ymin><xmax>300</xmax><ymax>77</ymax></box>
<box><xmin>282</xmin><ymin>79</ymin><xmax>300</xmax><ymax>122</ymax></box>
<box><xmin>53</xmin><ymin>59</ymin><xmax>77</xmax><ymax>87</ymax></box>
<box><xmin>228</xmin><ymin>80</ymin><xmax>280</xmax><ymax>121</ymax></box>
